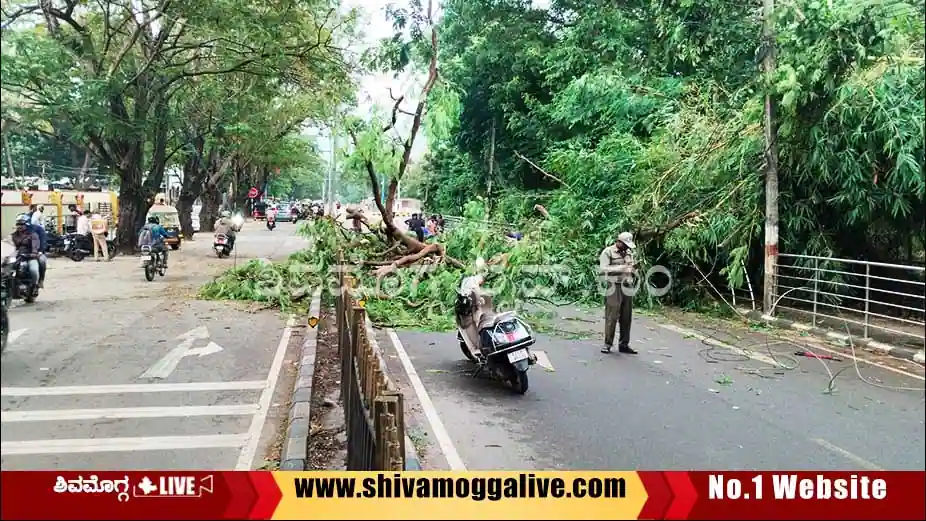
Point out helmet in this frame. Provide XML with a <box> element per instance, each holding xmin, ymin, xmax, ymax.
<box><xmin>148</xmin><ymin>216</ymin><xmax>160</xmax><ymax>225</ymax></box>
<box><xmin>221</xmin><ymin>210</ymin><xmax>230</xmax><ymax>218</ymax></box>
<box><xmin>14</xmin><ymin>214</ymin><xmax>30</xmax><ymax>226</ymax></box>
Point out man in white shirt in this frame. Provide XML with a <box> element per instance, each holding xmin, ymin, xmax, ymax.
<box><xmin>76</xmin><ymin>211</ymin><xmax>91</xmax><ymax>235</ymax></box>
<box><xmin>30</xmin><ymin>205</ymin><xmax>45</xmax><ymax>228</ymax></box>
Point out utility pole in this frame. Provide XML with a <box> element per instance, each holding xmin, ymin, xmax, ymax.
<box><xmin>326</xmin><ymin>131</ymin><xmax>336</xmax><ymax>215</ymax></box>
<box><xmin>762</xmin><ymin>0</ymin><xmax>780</xmax><ymax>315</ymax></box>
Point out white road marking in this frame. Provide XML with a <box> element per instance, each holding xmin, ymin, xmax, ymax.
<box><xmin>387</xmin><ymin>327</ymin><xmax>467</xmax><ymax>471</ymax></box>
<box><xmin>7</xmin><ymin>328</ymin><xmax>28</xmax><ymax>345</ymax></box>
<box><xmin>812</xmin><ymin>438</ymin><xmax>884</xmax><ymax>470</ymax></box>
<box><xmin>1</xmin><ymin>434</ymin><xmax>249</xmax><ymax>456</ymax></box>
<box><xmin>1</xmin><ymin>404</ymin><xmax>259</xmax><ymax>423</ymax></box>
<box><xmin>1</xmin><ymin>381</ymin><xmax>267</xmax><ymax>397</ymax></box>
<box><xmin>661</xmin><ymin>323</ymin><xmax>924</xmax><ymax>381</ymax></box>
<box><xmin>659</xmin><ymin>323</ymin><xmax>780</xmax><ymax>366</ymax></box>
<box><xmin>533</xmin><ymin>350</ymin><xmax>554</xmax><ymax>371</ymax></box>
<box><xmin>235</xmin><ymin>311</ymin><xmax>301</xmax><ymax>470</ymax></box>
<box><xmin>140</xmin><ymin>327</ymin><xmax>223</xmax><ymax>379</ymax></box>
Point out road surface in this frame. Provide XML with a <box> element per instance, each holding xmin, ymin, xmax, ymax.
<box><xmin>376</xmin><ymin>306</ymin><xmax>926</xmax><ymax>471</ymax></box>
<box><xmin>1</xmin><ymin>221</ymin><xmax>309</xmax><ymax>470</ymax></box>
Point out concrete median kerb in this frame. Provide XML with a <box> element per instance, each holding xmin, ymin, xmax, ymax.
<box><xmin>279</xmin><ymin>290</ymin><xmax>322</xmax><ymax>471</ymax></box>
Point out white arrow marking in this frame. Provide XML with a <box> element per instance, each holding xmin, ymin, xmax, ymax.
<box><xmin>8</xmin><ymin>329</ymin><xmax>28</xmax><ymax>344</ymax></box>
<box><xmin>533</xmin><ymin>350</ymin><xmax>554</xmax><ymax>372</ymax></box>
<box><xmin>140</xmin><ymin>327</ymin><xmax>222</xmax><ymax>379</ymax></box>
<box><xmin>188</xmin><ymin>341</ymin><xmax>223</xmax><ymax>357</ymax></box>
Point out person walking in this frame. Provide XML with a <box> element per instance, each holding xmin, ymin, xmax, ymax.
<box><xmin>598</xmin><ymin>231</ymin><xmax>638</xmax><ymax>354</ymax></box>
<box><xmin>90</xmin><ymin>210</ymin><xmax>111</xmax><ymax>261</ymax></box>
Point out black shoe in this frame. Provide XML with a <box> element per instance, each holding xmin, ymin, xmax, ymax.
<box><xmin>601</xmin><ymin>345</ymin><xmax>612</xmax><ymax>354</ymax></box>
<box><xmin>618</xmin><ymin>346</ymin><xmax>638</xmax><ymax>354</ymax></box>
<box><xmin>38</xmin><ymin>281</ymin><xmax>44</xmax><ymax>289</ymax></box>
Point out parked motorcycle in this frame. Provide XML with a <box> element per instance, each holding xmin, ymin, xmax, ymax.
<box><xmin>213</xmin><ymin>233</ymin><xmax>233</xmax><ymax>258</ymax></box>
<box><xmin>62</xmin><ymin>233</ymin><xmax>117</xmax><ymax>261</ymax></box>
<box><xmin>454</xmin><ymin>270</ymin><xmax>537</xmax><ymax>394</ymax></box>
<box><xmin>45</xmin><ymin>228</ymin><xmax>67</xmax><ymax>257</ymax></box>
<box><xmin>1</xmin><ymin>253</ymin><xmax>40</xmax><ymax>307</ymax></box>
<box><xmin>140</xmin><ymin>245</ymin><xmax>167</xmax><ymax>281</ymax></box>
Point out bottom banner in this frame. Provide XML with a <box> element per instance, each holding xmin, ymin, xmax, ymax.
<box><xmin>1</xmin><ymin>470</ymin><xmax>923</xmax><ymax>520</ymax></box>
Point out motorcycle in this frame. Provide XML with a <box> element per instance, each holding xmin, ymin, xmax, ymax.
<box><xmin>139</xmin><ymin>245</ymin><xmax>167</xmax><ymax>281</ymax></box>
<box><xmin>454</xmin><ymin>271</ymin><xmax>537</xmax><ymax>394</ymax></box>
<box><xmin>231</xmin><ymin>213</ymin><xmax>245</xmax><ymax>232</ymax></box>
<box><xmin>62</xmin><ymin>233</ymin><xmax>117</xmax><ymax>261</ymax></box>
<box><xmin>266</xmin><ymin>216</ymin><xmax>276</xmax><ymax>231</ymax></box>
<box><xmin>1</xmin><ymin>253</ymin><xmax>40</xmax><ymax>307</ymax></box>
<box><xmin>213</xmin><ymin>233</ymin><xmax>233</xmax><ymax>258</ymax></box>
<box><xmin>1</xmin><ymin>256</ymin><xmax>13</xmax><ymax>352</ymax></box>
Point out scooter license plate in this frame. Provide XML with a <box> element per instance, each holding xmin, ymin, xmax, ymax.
<box><xmin>507</xmin><ymin>349</ymin><xmax>529</xmax><ymax>363</ymax></box>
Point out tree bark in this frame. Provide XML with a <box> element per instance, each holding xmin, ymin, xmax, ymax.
<box><xmin>199</xmin><ymin>183</ymin><xmax>221</xmax><ymax>232</ymax></box>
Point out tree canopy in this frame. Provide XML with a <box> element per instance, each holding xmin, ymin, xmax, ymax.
<box><xmin>2</xmin><ymin>0</ymin><xmax>357</xmax><ymax>245</ymax></box>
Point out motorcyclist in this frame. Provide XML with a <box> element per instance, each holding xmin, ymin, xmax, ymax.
<box><xmin>26</xmin><ymin>219</ymin><xmax>48</xmax><ymax>288</ymax></box>
<box><xmin>9</xmin><ymin>215</ymin><xmax>41</xmax><ymax>290</ymax></box>
<box><xmin>214</xmin><ymin>210</ymin><xmax>237</xmax><ymax>250</ymax></box>
<box><xmin>138</xmin><ymin>216</ymin><xmax>170</xmax><ymax>266</ymax></box>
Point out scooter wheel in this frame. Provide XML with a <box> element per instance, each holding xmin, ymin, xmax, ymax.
<box><xmin>144</xmin><ymin>265</ymin><xmax>155</xmax><ymax>281</ymax></box>
<box><xmin>460</xmin><ymin>340</ymin><xmax>477</xmax><ymax>363</ymax></box>
<box><xmin>509</xmin><ymin>369</ymin><xmax>529</xmax><ymax>394</ymax></box>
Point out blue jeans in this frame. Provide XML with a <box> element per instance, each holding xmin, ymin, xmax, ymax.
<box><xmin>37</xmin><ymin>254</ymin><xmax>46</xmax><ymax>284</ymax></box>
<box><xmin>25</xmin><ymin>259</ymin><xmax>40</xmax><ymax>286</ymax></box>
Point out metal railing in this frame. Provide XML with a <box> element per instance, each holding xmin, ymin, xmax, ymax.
<box><xmin>774</xmin><ymin>253</ymin><xmax>925</xmax><ymax>347</ymax></box>
<box><xmin>336</xmin><ymin>265</ymin><xmax>406</xmax><ymax>471</ymax></box>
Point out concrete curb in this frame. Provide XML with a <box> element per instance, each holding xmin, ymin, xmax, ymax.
<box><xmin>279</xmin><ymin>290</ymin><xmax>323</xmax><ymax>471</ymax></box>
<box><xmin>404</xmin><ymin>435</ymin><xmax>423</xmax><ymax>471</ymax></box>
<box><xmin>740</xmin><ymin>308</ymin><xmax>925</xmax><ymax>365</ymax></box>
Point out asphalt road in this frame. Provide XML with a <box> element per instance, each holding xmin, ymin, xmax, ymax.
<box><xmin>377</xmin><ymin>306</ymin><xmax>926</xmax><ymax>471</ymax></box>
<box><xmin>1</xmin><ymin>220</ymin><xmax>309</xmax><ymax>470</ymax></box>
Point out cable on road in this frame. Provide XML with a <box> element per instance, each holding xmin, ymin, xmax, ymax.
<box><xmin>684</xmin><ymin>253</ymin><xmax>924</xmax><ymax>393</ymax></box>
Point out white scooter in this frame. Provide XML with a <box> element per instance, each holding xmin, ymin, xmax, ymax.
<box><xmin>454</xmin><ymin>270</ymin><xmax>537</xmax><ymax>394</ymax></box>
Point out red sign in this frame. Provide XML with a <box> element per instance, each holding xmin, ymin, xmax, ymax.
<box><xmin>247</xmin><ymin>187</ymin><xmax>259</xmax><ymax>199</ymax></box>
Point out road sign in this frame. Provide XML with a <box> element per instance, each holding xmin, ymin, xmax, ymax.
<box><xmin>247</xmin><ymin>187</ymin><xmax>259</xmax><ymax>199</ymax></box>
<box><xmin>139</xmin><ymin>326</ymin><xmax>224</xmax><ymax>379</ymax></box>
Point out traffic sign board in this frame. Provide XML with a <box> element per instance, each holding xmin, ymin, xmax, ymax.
<box><xmin>247</xmin><ymin>187</ymin><xmax>259</xmax><ymax>199</ymax></box>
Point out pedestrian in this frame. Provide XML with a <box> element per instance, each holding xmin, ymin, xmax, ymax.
<box><xmin>89</xmin><ymin>209</ymin><xmax>111</xmax><ymax>261</ymax></box>
<box><xmin>76</xmin><ymin>209</ymin><xmax>91</xmax><ymax>236</ymax></box>
<box><xmin>405</xmin><ymin>213</ymin><xmax>425</xmax><ymax>242</ymax></box>
<box><xmin>30</xmin><ymin>205</ymin><xmax>45</xmax><ymax>229</ymax></box>
<box><xmin>598</xmin><ymin>231</ymin><xmax>638</xmax><ymax>354</ymax></box>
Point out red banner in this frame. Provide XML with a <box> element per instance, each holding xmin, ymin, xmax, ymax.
<box><xmin>0</xmin><ymin>470</ymin><xmax>923</xmax><ymax>520</ymax></box>
<box><xmin>638</xmin><ymin>471</ymin><xmax>925</xmax><ymax>520</ymax></box>
<box><xmin>0</xmin><ymin>471</ymin><xmax>281</xmax><ymax>520</ymax></box>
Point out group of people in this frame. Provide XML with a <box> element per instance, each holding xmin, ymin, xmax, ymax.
<box><xmin>405</xmin><ymin>213</ymin><xmax>445</xmax><ymax>242</ymax></box>
<box><xmin>7</xmin><ymin>204</ymin><xmax>113</xmax><ymax>290</ymax></box>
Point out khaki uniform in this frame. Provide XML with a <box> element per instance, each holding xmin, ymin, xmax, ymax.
<box><xmin>599</xmin><ymin>244</ymin><xmax>634</xmax><ymax>350</ymax></box>
<box><xmin>90</xmin><ymin>214</ymin><xmax>110</xmax><ymax>261</ymax></box>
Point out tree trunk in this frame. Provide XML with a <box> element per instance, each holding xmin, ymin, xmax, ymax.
<box><xmin>114</xmin><ymin>169</ymin><xmax>150</xmax><ymax>254</ymax></box>
<box><xmin>199</xmin><ymin>184</ymin><xmax>221</xmax><ymax>233</ymax></box>
<box><xmin>176</xmin><ymin>192</ymin><xmax>197</xmax><ymax>239</ymax></box>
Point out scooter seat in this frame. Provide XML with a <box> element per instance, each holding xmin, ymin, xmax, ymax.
<box><xmin>477</xmin><ymin>310</ymin><xmax>518</xmax><ymax>331</ymax></box>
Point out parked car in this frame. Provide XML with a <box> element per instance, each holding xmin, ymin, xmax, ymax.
<box><xmin>275</xmin><ymin>203</ymin><xmax>293</xmax><ymax>222</ymax></box>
